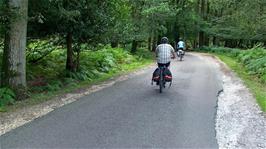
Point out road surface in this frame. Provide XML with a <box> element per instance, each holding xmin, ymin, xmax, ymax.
<box><xmin>1</xmin><ymin>53</ymin><xmax>222</xmax><ymax>148</ymax></box>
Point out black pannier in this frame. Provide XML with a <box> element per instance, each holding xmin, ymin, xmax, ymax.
<box><xmin>152</xmin><ymin>68</ymin><xmax>160</xmax><ymax>81</ymax></box>
<box><xmin>164</xmin><ymin>67</ymin><xmax>172</xmax><ymax>82</ymax></box>
<box><xmin>152</xmin><ymin>67</ymin><xmax>172</xmax><ymax>82</ymax></box>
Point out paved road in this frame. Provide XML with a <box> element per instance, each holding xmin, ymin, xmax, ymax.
<box><xmin>1</xmin><ymin>53</ymin><xmax>222</xmax><ymax>148</ymax></box>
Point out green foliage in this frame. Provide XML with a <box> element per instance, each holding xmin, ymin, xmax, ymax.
<box><xmin>217</xmin><ymin>54</ymin><xmax>266</xmax><ymax>111</ymax></box>
<box><xmin>0</xmin><ymin>38</ymin><xmax>3</xmax><ymax>54</ymax></box>
<box><xmin>25</xmin><ymin>39</ymin><xmax>152</xmax><ymax>94</ymax></box>
<box><xmin>76</xmin><ymin>47</ymin><xmax>137</xmax><ymax>80</ymax></box>
<box><xmin>197</xmin><ymin>47</ymin><xmax>266</xmax><ymax>111</ymax></box>
<box><xmin>135</xmin><ymin>48</ymin><xmax>154</xmax><ymax>60</ymax></box>
<box><xmin>0</xmin><ymin>39</ymin><xmax>3</xmax><ymax>48</ymax></box>
<box><xmin>0</xmin><ymin>87</ymin><xmax>15</xmax><ymax>108</ymax></box>
<box><xmin>26</xmin><ymin>37</ymin><xmax>62</xmax><ymax>63</ymax></box>
<box><xmin>0</xmin><ymin>0</ymin><xmax>8</xmax><ymax>37</ymax></box>
<box><xmin>237</xmin><ymin>48</ymin><xmax>266</xmax><ymax>82</ymax></box>
<box><xmin>46</xmin><ymin>80</ymin><xmax>63</xmax><ymax>92</ymax></box>
<box><xmin>27</xmin><ymin>48</ymin><xmax>66</xmax><ymax>81</ymax></box>
<box><xmin>197</xmin><ymin>47</ymin><xmax>266</xmax><ymax>83</ymax></box>
<box><xmin>28</xmin><ymin>0</ymin><xmax>118</xmax><ymax>44</ymax></box>
<box><xmin>208</xmin><ymin>0</ymin><xmax>266</xmax><ymax>41</ymax></box>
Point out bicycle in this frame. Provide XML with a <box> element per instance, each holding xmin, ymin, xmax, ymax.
<box><xmin>152</xmin><ymin>65</ymin><xmax>172</xmax><ymax>93</ymax></box>
<box><xmin>158</xmin><ymin>65</ymin><xmax>166</xmax><ymax>93</ymax></box>
<box><xmin>177</xmin><ymin>48</ymin><xmax>185</xmax><ymax>61</ymax></box>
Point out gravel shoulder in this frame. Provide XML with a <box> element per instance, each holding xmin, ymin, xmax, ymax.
<box><xmin>200</xmin><ymin>53</ymin><xmax>266</xmax><ymax>149</ymax></box>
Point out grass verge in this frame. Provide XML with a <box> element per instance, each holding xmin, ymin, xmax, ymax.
<box><xmin>216</xmin><ymin>54</ymin><xmax>266</xmax><ymax>112</ymax></box>
<box><xmin>1</xmin><ymin>59</ymin><xmax>153</xmax><ymax>113</ymax></box>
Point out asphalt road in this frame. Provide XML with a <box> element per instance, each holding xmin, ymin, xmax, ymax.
<box><xmin>1</xmin><ymin>53</ymin><xmax>222</xmax><ymax>148</ymax></box>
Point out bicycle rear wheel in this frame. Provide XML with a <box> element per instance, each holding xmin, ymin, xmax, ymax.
<box><xmin>159</xmin><ymin>69</ymin><xmax>163</xmax><ymax>93</ymax></box>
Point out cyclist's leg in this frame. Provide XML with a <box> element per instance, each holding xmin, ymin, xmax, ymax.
<box><xmin>178</xmin><ymin>48</ymin><xmax>183</xmax><ymax>56</ymax></box>
<box><xmin>181</xmin><ymin>48</ymin><xmax>185</xmax><ymax>54</ymax></box>
<box><xmin>177</xmin><ymin>49</ymin><xmax>180</xmax><ymax>57</ymax></box>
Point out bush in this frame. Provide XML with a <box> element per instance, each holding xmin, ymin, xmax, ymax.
<box><xmin>27</xmin><ymin>44</ymin><xmax>150</xmax><ymax>93</ymax></box>
<box><xmin>0</xmin><ymin>38</ymin><xmax>152</xmax><ymax>95</ymax></box>
<box><xmin>198</xmin><ymin>46</ymin><xmax>266</xmax><ymax>83</ymax></box>
<box><xmin>135</xmin><ymin>48</ymin><xmax>154</xmax><ymax>60</ymax></box>
<box><xmin>0</xmin><ymin>87</ymin><xmax>15</xmax><ymax>108</ymax></box>
<box><xmin>79</xmin><ymin>47</ymin><xmax>137</xmax><ymax>76</ymax></box>
<box><xmin>0</xmin><ymin>39</ymin><xmax>3</xmax><ymax>72</ymax></box>
<box><xmin>26</xmin><ymin>37</ymin><xmax>62</xmax><ymax>63</ymax></box>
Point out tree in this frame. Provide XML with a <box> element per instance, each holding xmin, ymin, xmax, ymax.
<box><xmin>142</xmin><ymin>0</ymin><xmax>175</xmax><ymax>50</ymax></box>
<box><xmin>1</xmin><ymin>0</ymin><xmax>28</xmax><ymax>99</ymax></box>
<box><xmin>103</xmin><ymin>0</ymin><xmax>132</xmax><ymax>47</ymax></box>
<box><xmin>205</xmin><ymin>0</ymin><xmax>266</xmax><ymax>48</ymax></box>
<box><xmin>27</xmin><ymin>0</ymin><xmax>118</xmax><ymax>72</ymax></box>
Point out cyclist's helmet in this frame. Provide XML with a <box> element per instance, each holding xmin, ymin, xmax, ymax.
<box><xmin>161</xmin><ymin>37</ymin><xmax>169</xmax><ymax>44</ymax></box>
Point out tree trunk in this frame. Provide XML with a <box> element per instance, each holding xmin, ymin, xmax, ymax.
<box><xmin>75</xmin><ymin>43</ymin><xmax>81</xmax><ymax>71</ymax></box>
<box><xmin>111</xmin><ymin>41</ymin><xmax>118</xmax><ymax>48</ymax></box>
<box><xmin>199</xmin><ymin>31</ymin><xmax>204</xmax><ymax>47</ymax></box>
<box><xmin>204</xmin><ymin>0</ymin><xmax>210</xmax><ymax>47</ymax></box>
<box><xmin>131</xmin><ymin>40</ymin><xmax>138</xmax><ymax>53</ymax></box>
<box><xmin>193</xmin><ymin>40</ymin><xmax>197</xmax><ymax>48</ymax></box>
<box><xmin>204</xmin><ymin>35</ymin><xmax>209</xmax><ymax>46</ymax></box>
<box><xmin>152</xmin><ymin>36</ymin><xmax>157</xmax><ymax>52</ymax></box>
<box><xmin>237</xmin><ymin>39</ymin><xmax>243</xmax><ymax>48</ymax></box>
<box><xmin>148</xmin><ymin>37</ymin><xmax>151</xmax><ymax>51</ymax></box>
<box><xmin>224</xmin><ymin>40</ymin><xmax>230</xmax><ymax>47</ymax></box>
<box><xmin>212</xmin><ymin>36</ymin><xmax>216</xmax><ymax>46</ymax></box>
<box><xmin>1</xmin><ymin>0</ymin><xmax>28</xmax><ymax>100</ymax></box>
<box><xmin>174</xmin><ymin>24</ymin><xmax>179</xmax><ymax>43</ymax></box>
<box><xmin>198</xmin><ymin>0</ymin><xmax>206</xmax><ymax>47</ymax></box>
<box><xmin>66</xmin><ymin>32</ymin><xmax>75</xmax><ymax>72</ymax></box>
<box><xmin>157</xmin><ymin>35</ymin><xmax>162</xmax><ymax>45</ymax></box>
<box><xmin>225</xmin><ymin>40</ymin><xmax>236</xmax><ymax>48</ymax></box>
<box><xmin>76</xmin><ymin>49</ymin><xmax>80</xmax><ymax>71</ymax></box>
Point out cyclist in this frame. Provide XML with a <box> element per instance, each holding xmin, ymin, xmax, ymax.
<box><xmin>153</xmin><ymin>37</ymin><xmax>176</xmax><ymax>86</ymax></box>
<box><xmin>156</xmin><ymin>37</ymin><xmax>176</xmax><ymax>67</ymax></box>
<box><xmin>176</xmin><ymin>38</ymin><xmax>185</xmax><ymax>57</ymax></box>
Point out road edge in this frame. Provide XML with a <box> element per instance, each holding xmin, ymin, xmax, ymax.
<box><xmin>0</xmin><ymin>64</ymin><xmax>155</xmax><ymax>136</ymax></box>
<box><xmin>198</xmin><ymin>53</ymin><xmax>266</xmax><ymax>148</ymax></box>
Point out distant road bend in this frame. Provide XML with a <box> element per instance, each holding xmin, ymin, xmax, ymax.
<box><xmin>1</xmin><ymin>53</ymin><xmax>222</xmax><ymax>148</ymax></box>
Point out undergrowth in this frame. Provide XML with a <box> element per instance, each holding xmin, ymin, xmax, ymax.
<box><xmin>0</xmin><ymin>39</ymin><xmax>153</xmax><ymax>111</ymax></box>
<box><xmin>195</xmin><ymin>46</ymin><xmax>266</xmax><ymax>111</ymax></box>
<box><xmin>197</xmin><ymin>46</ymin><xmax>266</xmax><ymax>83</ymax></box>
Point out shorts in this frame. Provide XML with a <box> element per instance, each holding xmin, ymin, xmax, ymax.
<box><xmin>158</xmin><ymin>62</ymin><xmax>170</xmax><ymax>68</ymax></box>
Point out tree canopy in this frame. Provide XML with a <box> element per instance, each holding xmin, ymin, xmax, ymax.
<box><xmin>1</xmin><ymin>0</ymin><xmax>265</xmax><ymax>47</ymax></box>
<box><xmin>0</xmin><ymin>0</ymin><xmax>265</xmax><ymax>100</ymax></box>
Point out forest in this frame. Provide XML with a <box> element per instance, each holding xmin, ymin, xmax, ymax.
<box><xmin>0</xmin><ymin>0</ymin><xmax>265</xmax><ymax>111</ymax></box>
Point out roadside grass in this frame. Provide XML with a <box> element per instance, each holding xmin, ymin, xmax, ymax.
<box><xmin>2</xmin><ymin>58</ymin><xmax>153</xmax><ymax>113</ymax></box>
<box><xmin>0</xmin><ymin>42</ymin><xmax>154</xmax><ymax>112</ymax></box>
<box><xmin>216</xmin><ymin>54</ymin><xmax>266</xmax><ymax>112</ymax></box>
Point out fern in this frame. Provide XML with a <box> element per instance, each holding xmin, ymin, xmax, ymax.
<box><xmin>0</xmin><ymin>88</ymin><xmax>16</xmax><ymax>108</ymax></box>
